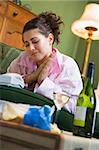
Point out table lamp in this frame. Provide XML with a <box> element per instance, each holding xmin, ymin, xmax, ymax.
<box><xmin>71</xmin><ymin>3</ymin><xmax>99</xmax><ymax>78</ymax></box>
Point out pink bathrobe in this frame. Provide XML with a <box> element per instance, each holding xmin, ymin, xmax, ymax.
<box><xmin>7</xmin><ymin>48</ymin><xmax>83</xmax><ymax>113</ymax></box>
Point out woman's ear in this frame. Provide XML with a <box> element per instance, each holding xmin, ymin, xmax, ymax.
<box><xmin>48</xmin><ymin>33</ymin><xmax>54</xmax><ymax>45</ymax></box>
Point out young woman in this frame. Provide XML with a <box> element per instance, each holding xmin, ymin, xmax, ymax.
<box><xmin>7</xmin><ymin>12</ymin><xmax>83</xmax><ymax>113</ymax></box>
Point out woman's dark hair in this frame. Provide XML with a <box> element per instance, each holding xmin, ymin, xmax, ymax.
<box><xmin>22</xmin><ymin>11</ymin><xmax>64</xmax><ymax>44</ymax></box>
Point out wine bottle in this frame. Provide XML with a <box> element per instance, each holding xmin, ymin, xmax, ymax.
<box><xmin>73</xmin><ymin>62</ymin><xmax>96</xmax><ymax>138</ymax></box>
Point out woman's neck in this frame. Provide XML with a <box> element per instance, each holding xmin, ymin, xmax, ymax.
<box><xmin>37</xmin><ymin>53</ymin><xmax>52</xmax><ymax>67</ymax></box>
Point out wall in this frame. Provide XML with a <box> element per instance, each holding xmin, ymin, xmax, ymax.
<box><xmin>76</xmin><ymin>38</ymin><xmax>99</xmax><ymax>88</ymax></box>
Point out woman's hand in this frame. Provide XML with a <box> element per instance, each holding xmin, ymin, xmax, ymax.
<box><xmin>23</xmin><ymin>55</ymin><xmax>52</xmax><ymax>84</ymax></box>
<box><xmin>37</xmin><ymin>53</ymin><xmax>55</xmax><ymax>84</ymax></box>
<box><xmin>23</xmin><ymin>53</ymin><xmax>55</xmax><ymax>85</ymax></box>
<box><xmin>23</xmin><ymin>62</ymin><xmax>46</xmax><ymax>84</ymax></box>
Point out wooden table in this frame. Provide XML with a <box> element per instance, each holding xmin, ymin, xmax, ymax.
<box><xmin>0</xmin><ymin>120</ymin><xmax>99</xmax><ymax>150</ymax></box>
<box><xmin>0</xmin><ymin>120</ymin><xmax>61</xmax><ymax>150</ymax></box>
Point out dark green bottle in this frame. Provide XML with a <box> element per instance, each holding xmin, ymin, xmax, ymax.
<box><xmin>73</xmin><ymin>62</ymin><xmax>96</xmax><ymax>138</ymax></box>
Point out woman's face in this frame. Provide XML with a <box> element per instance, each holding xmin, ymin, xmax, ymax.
<box><xmin>23</xmin><ymin>28</ymin><xmax>54</xmax><ymax>64</ymax></box>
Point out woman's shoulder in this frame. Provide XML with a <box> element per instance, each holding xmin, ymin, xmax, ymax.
<box><xmin>7</xmin><ymin>51</ymin><xmax>35</xmax><ymax>73</ymax></box>
<box><xmin>56</xmin><ymin>48</ymin><xmax>77</xmax><ymax>65</ymax></box>
<box><xmin>7</xmin><ymin>52</ymin><xmax>28</xmax><ymax>69</ymax></box>
<box><xmin>14</xmin><ymin>51</ymin><xmax>30</xmax><ymax>64</ymax></box>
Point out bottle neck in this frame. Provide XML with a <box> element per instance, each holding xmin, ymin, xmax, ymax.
<box><xmin>86</xmin><ymin>62</ymin><xmax>95</xmax><ymax>85</ymax></box>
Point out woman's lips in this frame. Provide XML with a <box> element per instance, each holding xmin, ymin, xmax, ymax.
<box><xmin>33</xmin><ymin>52</ymin><xmax>38</xmax><ymax>56</ymax></box>
<box><xmin>31</xmin><ymin>52</ymin><xmax>38</xmax><ymax>56</ymax></box>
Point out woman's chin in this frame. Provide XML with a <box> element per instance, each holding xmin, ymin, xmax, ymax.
<box><xmin>30</xmin><ymin>55</ymin><xmax>41</xmax><ymax>62</ymax></box>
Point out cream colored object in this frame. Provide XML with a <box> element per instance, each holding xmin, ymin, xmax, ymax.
<box><xmin>2</xmin><ymin>101</ymin><xmax>29</xmax><ymax>121</ymax></box>
<box><xmin>61</xmin><ymin>131</ymin><xmax>99</xmax><ymax>150</ymax></box>
<box><xmin>51</xmin><ymin>123</ymin><xmax>61</xmax><ymax>134</ymax></box>
<box><xmin>71</xmin><ymin>3</ymin><xmax>99</xmax><ymax>40</ymax></box>
<box><xmin>53</xmin><ymin>92</ymin><xmax>70</xmax><ymax>110</ymax></box>
<box><xmin>0</xmin><ymin>100</ymin><xmax>6</xmax><ymax>119</ymax></box>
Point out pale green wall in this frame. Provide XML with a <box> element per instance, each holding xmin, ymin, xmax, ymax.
<box><xmin>76</xmin><ymin>38</ymin><xmax>99</xmax><ymax>88</ymax></box>
<box><xmin>21</xmin><ymin>0</ymin><xmax>87</xmax><ymax>57</ymax></box>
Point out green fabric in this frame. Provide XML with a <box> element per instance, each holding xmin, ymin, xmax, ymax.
<box><xmin>1</xmin><ymin>48</ymin><xmax>20</xmax><ymax>73</ymax></box>
<box><xmin>0</xmin><ymin>43</ymin><xmax>21</xmax><ymax>73</ymax></box>
<box><xmin>0</xmin><ymin>85</ymin><xmax>98</xmax><ymax>137</ymax></box>
<box><xmin>0</xmin><ymin>85</ymin><xmax>53</xmax><ymax>106</ymax></box>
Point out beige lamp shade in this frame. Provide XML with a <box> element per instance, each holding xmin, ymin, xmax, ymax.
<box><xmin>71</xmin><ymin>3</ymin><xmax>99</xmax><ymax>40</ymax></box>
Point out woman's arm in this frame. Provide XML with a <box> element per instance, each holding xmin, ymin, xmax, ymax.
<box><xmin>34</xmin><ymin>57</ymin><xmax>83</xmax><ymax>113</ymax></box>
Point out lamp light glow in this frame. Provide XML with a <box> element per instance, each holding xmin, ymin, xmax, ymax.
<box><xmin>71</xmin><ymin>3</ymin><xmax>99</xmax><ymax>78</ymax></box>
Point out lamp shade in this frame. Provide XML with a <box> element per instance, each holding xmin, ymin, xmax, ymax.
<box><xmin>71</xmin><ymin>3</ymin><xmax>99</xmax><ymax>40</ymax></box>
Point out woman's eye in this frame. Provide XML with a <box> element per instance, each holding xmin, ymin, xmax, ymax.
<box><xmin>24</xmin><ymin>39</ymin><xmax>39</xmax><ymax>47</ymax></box>
<box><xmin>32</xmin><ymin>40</ymin><xmax>39</xmax><ymax>44</ymax></box>
<box><xmin>25</xmin><ymin>44</ymin><xmax>29</xmax><ymax>47</ymax></box>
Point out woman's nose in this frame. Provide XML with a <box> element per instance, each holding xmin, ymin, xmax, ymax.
<box><xmin>29</xmin><ymin>44</ymin><xmax>35</xmax><ymax>51</ymax></box>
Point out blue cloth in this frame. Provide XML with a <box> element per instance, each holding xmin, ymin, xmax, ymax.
<box><xmin>23</xmin><ymin>105</ymin><xmax>53</xmax><ymax>131</ymax></box>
